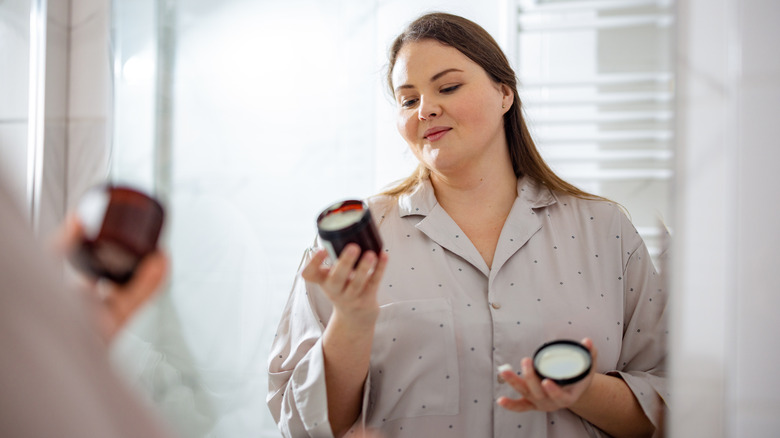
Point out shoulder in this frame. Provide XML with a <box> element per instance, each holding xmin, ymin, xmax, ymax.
<box><xmin>546</xmin><ymin>193</ymin><xmax>650</xmax><ymax>272</ymax></box>
<box><xmin>548</xmin><ymin>192</ymin><xmax>640</xmax><ymax>241</ymax></box>
<box><xmin>548</xmin><ymin>191</ymin><xmax>627</xmax><ymax>222</ymax></box>
<box><xmin>365</xmin><ymin>193</ymin><xmax>399</xmax><ymax>224</ymax></box>
<box><xmin>365</xmin><ymin>192</ymin><xmax>396</xmax><ymax>210</ymax></box>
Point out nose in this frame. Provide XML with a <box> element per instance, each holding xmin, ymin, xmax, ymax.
<box><xmin>418</xmin><ymin>96</ymin><xmax>440</xmax><ymax>120</ymax></box>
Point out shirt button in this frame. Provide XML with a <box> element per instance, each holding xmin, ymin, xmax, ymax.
<box><xmin>491</xmin><ymin>302</ymin><xmax>501</xmax><ymax>310</ymax></box>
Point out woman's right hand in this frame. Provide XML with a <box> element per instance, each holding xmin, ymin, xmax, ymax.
<box><xmin>302</xmin><ymin>244</ymin><xmax>389</xmax><ymax>436</ymax></box>
<box><xmin>301</xmin><ymin>243</ymin><xmax>389</xmax><ymax>328</ymax></box>
<box><xmin>51</xmin><ymin>214</ymin><xmax>169</xmax><ymax>344</ymax></box>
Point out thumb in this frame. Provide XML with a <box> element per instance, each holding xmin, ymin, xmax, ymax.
<box><xmin>104</xmin><ymin>251</ymin><xmax>168</xmax><ymax>328</ymax></box>
<box><xmin>124</xmin><ymin>251</ymin><xmax>168</xmax><ymax>301</ymax></box>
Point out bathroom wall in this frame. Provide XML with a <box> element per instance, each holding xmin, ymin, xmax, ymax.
<box><xmin>67</xmin><ymin>0</ymin><xmax>112</xmax><ymax>224</ymax></box>
<box><xmin>670</xmin><ymin>0</ymin><xmax>780</xmax><ymax>436</ymax></box>
<box><xmin>0</xmin><ymin>0</ymin><xmax>33</xmax><ymax>211</ymax></box>
<box><xmin>0</xmin><ymin>0</ymin><xmax>110</xmax><ymax>237</ymax></box>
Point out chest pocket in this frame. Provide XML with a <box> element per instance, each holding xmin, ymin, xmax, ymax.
<box><xmin>367</xmin><ymin>297</ymin><xmax>460</xmax><ymax>424</ymax></box>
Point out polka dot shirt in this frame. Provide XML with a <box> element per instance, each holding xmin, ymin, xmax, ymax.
<box><xmin>268</xmin><ymin>177</ymin><xmax>668</xmax><ymax>437</ymax></box>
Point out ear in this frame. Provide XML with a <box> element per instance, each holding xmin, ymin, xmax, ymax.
<box><xmin>500</xmin><ymin>84</ymin><xmax>514</xmax><ymax>111</ymax></box>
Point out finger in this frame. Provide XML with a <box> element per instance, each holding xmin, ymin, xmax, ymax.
<box><xmin>540</xmin><ymin>378</ymin><xmax>572</xmax><ymax>407</ymax></box>
<box><xmin>363</xmin><ymin>251</ymin><xmax>389</xmax><ymax>291</ymax></box>
<box><xmin>496</xmin><ymin>396</ymin><xmax>535</xmax><ymax>412</ymax></box>
<box><xmin>99</xmin><ymin>251</ymin><xmax>168</xmax><ymax>341</ymax></box>
<box><xmin>356</xmin><ymin>429</ymin><xmax>385</xmax><ymax>438</ymax></box>
<box><xmin>343</xmin><ymin>251</ymin><xmax>377</xmax><ymax>298</ymax></box>
<box><xmin>521</xmin><ymin>357</ymin><xmax>546</xmax><ymax>401</ymax></box>
<box><xmin>498</xmin><ymin>364</ymin><xmax>531</xmax><ymax>398</ymax></box>
<box><xmin>324</xmin><ymin>244</ymin><xmax>361</xmax><ymax>292</ymax></box>
<box><xmin>50</xmin><ymin>214</ymin><xmax>83</xmax><ymax>255</ymax></box>
<box><xmin>124</xmin><ymin>251</ymin><xmax>168</xmax><ymax>297</ymax></box>
<box><xmin>582</xmin><ymin>337</ymin><xmax>598</xmax><ymax>366</ymax></box>
<box><xmin>105</xmin><ymin>252</ymin><xmax>168</xmax><ymax>318</ymax></box>
<box><xmin>581</xmin><ymin>337</ymin><xmax>593</xmax><ymax>350</ymax></box>
<box><xmin>579</xmin><ymin>337</ymin><xmax>599</xmax><ymax>383</ymax></box>
<box><xmin>301</xmin><ymin>249</ymin><xmax>330</xmax><ymax>283</ymax></box>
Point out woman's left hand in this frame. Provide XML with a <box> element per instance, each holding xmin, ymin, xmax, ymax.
<box><xmin>496</xmin><ymin>338</ymin><xmax>598</xmax><ymax>413</ymax></box>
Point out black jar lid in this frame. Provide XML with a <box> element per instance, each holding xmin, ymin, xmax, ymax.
<box><xmin>533</xmin><ymin>339</ymin><xmax>592</xmax><ymax>386</ymax></box>
<box><xmin>317</xmin><ymin>200</ymin><xmax>370</xmax><ymax>237</ymax></box>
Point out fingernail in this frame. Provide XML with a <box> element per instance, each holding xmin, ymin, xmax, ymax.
<box><xmin>497</xmin><ymin>363</ymin><xmax>513</xmax><ymax>373</ymax></box>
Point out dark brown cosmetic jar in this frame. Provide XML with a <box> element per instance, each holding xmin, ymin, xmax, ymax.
<box><xmin>70</xmin><ymin>185</ymin><xmax>164</xmax><ymax>284</ymax></box>
<box><xmin>316</xmin><ymin>200</ymin><xmax>383</xmax><ymax>261</ymax></box>
<box><xmin>533</xmin><ymin>339</ymin><xmax>593</xmax><ymax>386</ymax></box>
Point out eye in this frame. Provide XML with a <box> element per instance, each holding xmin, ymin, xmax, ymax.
<box><xmin>441</xmin><ymin>84</ymin><xmax>461</xmax><ymax>93</ymax></box>
<box><xmin>400</xmin><ymin>98</ymin><xmax>419</xmax><ymax>108</ymax></box>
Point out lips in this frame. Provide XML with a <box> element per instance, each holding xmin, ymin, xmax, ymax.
<box><xmin>423</xmin><ymin>126</ymin><xmax>451</xmax><ymax>141</ymax></box>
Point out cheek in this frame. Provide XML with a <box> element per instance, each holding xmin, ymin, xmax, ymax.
<box><xmin>454</xmin><ymin>97</ymin><xmax>494</xmax><ymax>127</ymax></box>
<box><xmin>396</xmin><ymin>113</ymin><xmax>417</xmax><ymax>143</ymax></box>
<box><xmin>455</xmin><ymin>86</ymin><xmax>504</xmax><ymax>128</ymax></box>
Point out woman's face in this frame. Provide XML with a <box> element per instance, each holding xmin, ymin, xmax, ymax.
<box><xmin>391</xmin><ymin>39</ymin><xmax>513</xmax><ymax>179</ymax></box>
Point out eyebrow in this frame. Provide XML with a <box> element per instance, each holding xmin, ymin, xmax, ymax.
<box><xmin>394</xmin><ymin>68</ymin><xmax>464</xmax><ymax>94</ymax></box>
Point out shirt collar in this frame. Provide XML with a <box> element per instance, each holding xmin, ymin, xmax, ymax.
<box><xmin>398</xmin><ymin>178</ymin><xmax>438</xmax><ymax>218</ymax></box>
<box><xmin>397</xmin><ymin>175</ymin><xmax>557</xmax><ymax>218</ymax></box>
<box><xmin>517</xmin><ymin>175</ymin><xmax>558</xmax><ymax>209</ymax></box>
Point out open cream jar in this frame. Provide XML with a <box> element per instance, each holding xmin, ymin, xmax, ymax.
<box><xmin>316</xmin><ymin>200</ymin><xmax>382</xmax><ymax>262</ymax></box>
<box><xmin>70</xmin><ymin>185</ymin><xmax>164</xmax><ymax>284</ymax></box>
<box><xmin>533</xmin><ymin>339</ymin><xmax>593</xmax><ymax>386</ymax></box>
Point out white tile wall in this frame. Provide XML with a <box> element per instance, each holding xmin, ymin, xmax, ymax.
<box><xmin>0</xmin><ymin>123</ymin><xmax>30</xmax><ymax>208</ymax></box>
<box><xmin>0</xmin><ymin>0</ymin><xmax>32</xmax><ymax>209</ymax></box>
<box><xmin>39</xmin><ymin>121</ymin><xmax>67</xmax><ymax>238</ymax></box>
<box><xmin>43</xmin><ymin>1</ymin><xmax>69</xmax><ymax>121</ymax></box>
<box><xmin>69</xmin><ymin>0</ymin><xmax>110</xmax><ymax>121</ymax></box>
<box><xmin>35</xmin><ymin>0</ymin><xmax>70</xmax><ymax>239</ymax></box>
<box><xmin>0</xmin><ymin>0</ymin><xmax>109</xmax><ymax>234</ymax></box>
<box><xmin>0</xmin><ymin>0</ymin><xmax>31</xmax><ymax>121</ymax></box>
<box><xmin>67</xmin><ymin>120</ymin><xmax>109</xmax><ymax>206</ymax></box>
<box><xmin>67</xmin><ymin>0</ymin><xmax>110</xmax><ymax>211</ymax></box>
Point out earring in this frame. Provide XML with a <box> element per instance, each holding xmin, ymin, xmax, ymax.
<box><xmin>502</xmin><ymin>104</ymin><xmax>506</xmax><ymax>109</ymax></box>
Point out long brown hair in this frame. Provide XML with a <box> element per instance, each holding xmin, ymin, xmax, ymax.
<box><xmin>381</xmin><ymin>12</ymin><xmax>600</xmax><ymax>201</ymax></box>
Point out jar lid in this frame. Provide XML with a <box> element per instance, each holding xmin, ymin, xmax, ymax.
<box><xmin>533</xmin><ymin>339</ymin><xmax>592</xmax><ymax>386</ymax></box>
<box><xmin>317</xmin><ymin>200</ymin><xmax>370</xmax><ymax>236</ymax></box>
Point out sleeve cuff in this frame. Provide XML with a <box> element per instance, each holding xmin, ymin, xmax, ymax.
<box><xmin>290</xmin><ymin>338</ymin><xmax>335</xmax><ymax>437</ymax></box>
<box><xmin>607</xmin><ymin>370</ymin><xmax>667</xmax><ymax>429</ymax></box>
<box><xmin>290</xmin><ymin>339</ymin><xmax>373</xmax><ymax>437</ymax></box>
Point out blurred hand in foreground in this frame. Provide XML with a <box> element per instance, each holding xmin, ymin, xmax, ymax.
<box><xmin>51</xmin><ymin>214</ymin><xmax>169</xmax><ymax>343</ymax></box>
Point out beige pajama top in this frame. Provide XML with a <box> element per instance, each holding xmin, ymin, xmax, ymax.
<box><xmin>268</xmin><ymin>176</ymin><xmax>668</xmax><ymax>438</ymax></box>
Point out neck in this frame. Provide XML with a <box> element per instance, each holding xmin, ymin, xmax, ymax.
<box><xmin>429</xmin><ymin>160</ymin><xmax>518</xmax><ymax>270</ymax></box>
<box><xmin>430</xmin><ymin>161</ymin><xmax>518</xmax><ymax>215</ymax></box>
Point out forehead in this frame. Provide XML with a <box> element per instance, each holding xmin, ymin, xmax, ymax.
<box><xmin>392</xmin><ymin>39</ymin><xmax>480</xmax><ymax>88</ymax></box>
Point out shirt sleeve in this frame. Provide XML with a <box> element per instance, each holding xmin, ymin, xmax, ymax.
<box><xmin>608</xmin><ymin>215</ymin><xmax>669</xmax><ymax>430</ymax></box>
<box><xmin>266</xmin><ymin>246</ymin><xmax>371</xmax><ymax>437</ymax></box>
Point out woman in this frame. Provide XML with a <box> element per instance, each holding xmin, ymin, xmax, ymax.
<box><xmin>268</xmin><ymin>12</ymin><xmax>667</xmax><ymax>438</ymax></box>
